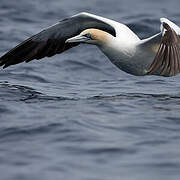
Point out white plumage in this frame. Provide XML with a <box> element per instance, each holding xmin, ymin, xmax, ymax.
<box><xmin>0</xmin><ymin>12</ymin><xmax>180</xmax><ymax>77</ymax></box>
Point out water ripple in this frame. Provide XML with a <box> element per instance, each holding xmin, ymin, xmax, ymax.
<box><xmin>1</xmin><ymin>1</ymin><xmax>180</xmax><ymax>180</ymax></box>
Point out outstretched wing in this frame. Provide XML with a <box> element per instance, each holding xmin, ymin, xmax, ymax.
<box><xmin>147</xmin><ymin>19</ymin><xmax>180</xmax><ymax>76</ymax></box>
<box><xmin>0</xmin><ymin>12</ymin><xmax>116</xmax><ymax>68</ymax></box>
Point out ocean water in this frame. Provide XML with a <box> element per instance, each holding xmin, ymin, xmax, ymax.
<box><xmin>0</xmin><ymin>0</ymin><xmax>180</xmax><ymax>180</ymax></box>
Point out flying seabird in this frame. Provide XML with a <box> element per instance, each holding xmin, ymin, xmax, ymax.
<box><xmin>0</xmin><ymin>12</ymin><xmax>180</xmax><ymax>77</ymax></box>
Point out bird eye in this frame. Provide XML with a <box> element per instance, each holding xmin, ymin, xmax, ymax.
<box><xmin>84</xmin><ymin>33</ymin><xmax>92</xmax><ymax>39</ymax></box>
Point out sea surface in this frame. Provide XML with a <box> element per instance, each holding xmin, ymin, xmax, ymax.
<box><xmin>0</xmin><ymin>0</ymin><xmax>180</xmax><ymax>180</ymax></box>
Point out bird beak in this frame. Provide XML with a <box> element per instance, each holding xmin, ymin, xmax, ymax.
<box><xmin>66</xmin><ymin>35</ymin><xmax>90</xmax><ymax>43</ymax></box>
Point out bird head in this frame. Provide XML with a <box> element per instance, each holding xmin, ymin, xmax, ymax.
<box><xmin>65</xmin><ymin>29</ymin><xmax>112</xmax><ymax>45</ymax></box>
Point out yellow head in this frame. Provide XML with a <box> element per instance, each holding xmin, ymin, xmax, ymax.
<box><xmin>66</xmin><ymin>29</ymin><xmax>113</xmax><ymax>46</ymax></box>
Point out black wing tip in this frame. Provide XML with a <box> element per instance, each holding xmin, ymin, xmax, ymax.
<box><xmin>2</xmin><ymin>65</ymin><xmax>9</xmax><ymax>69</ymax></box>
<box><xmin>0</xmin><ymin>59</ymin><xmax>13</xmax><ymax>69</ymax></box>
<box><xmin>0</xmin><ymin>58</ymin><xmax>7</xmax><ymax>69</ymax></box>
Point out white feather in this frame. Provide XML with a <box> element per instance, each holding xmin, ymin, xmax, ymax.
<box><xmin>160</xmin><ymin>18</ymin><xmax>180</xmax><ymax>35</ymax></box>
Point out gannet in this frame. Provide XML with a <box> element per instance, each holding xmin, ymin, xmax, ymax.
<box><xmin>0</xmin><ymin>12</ymin><xmax>180</xmax><ymax>77</ymax></box>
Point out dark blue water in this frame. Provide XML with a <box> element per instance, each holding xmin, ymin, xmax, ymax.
<box><xmin>1</xmin><ymin>0</ymin><xmax>180</xmax><ymax>180</ymax></box>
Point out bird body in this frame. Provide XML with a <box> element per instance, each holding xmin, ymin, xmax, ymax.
<box><xmin>0</xmin><ymin>12</ymin><xmax>180</xmax><ymax>77</ymax></box>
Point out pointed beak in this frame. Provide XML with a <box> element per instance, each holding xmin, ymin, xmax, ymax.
<box><xmin>65</xmin><ymin>35</ymin><xmax>90</xmax><ymax>43</ymax></box>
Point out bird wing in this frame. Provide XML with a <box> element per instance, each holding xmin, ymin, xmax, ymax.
<box><xmin>0</xmin><ymin>12</ymin><xmax>116</xmax><ymax>68</ymax></box>
<box><xmin>147</xmin><ymin>18</ymin><xmax>180</xmax><ymax>76</ymax></box>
